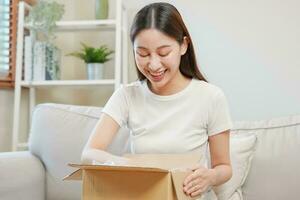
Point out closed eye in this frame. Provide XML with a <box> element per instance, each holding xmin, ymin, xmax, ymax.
<box><xmin>137</xmin><ymin>53</ymin><xmax>149</xmax><ymax>57</ymax></box>
<box><xmin>136</xmin><ymin>50</ymin><xmax>149</xmax><ymax>57</ymax></box>
<box><xmin>158</xmin><ymin>49</ymin><xmax>172</xmax><ymax>57</ymax></box>
<box><xmin>159</xmin><ymin>52</ymin><xmax>170</xmax><ymax>57</ymax></box>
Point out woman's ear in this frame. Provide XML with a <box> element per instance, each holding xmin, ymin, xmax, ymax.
<box><xmin>180</xmin><ymin>36</ymin><xmax>189</xmax><ymax>55</ymax></box>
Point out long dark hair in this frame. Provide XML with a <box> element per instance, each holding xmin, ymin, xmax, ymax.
<box><xmin>130</xmin><ymin>2</ymin><xmax>208</xmax><ymax>82</ymax></box>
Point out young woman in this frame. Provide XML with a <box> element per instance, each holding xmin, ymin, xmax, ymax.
<box><xmin>82</xmin><ymin>2</ymin><xmax>232</xmax><ymax>198</ymax></box>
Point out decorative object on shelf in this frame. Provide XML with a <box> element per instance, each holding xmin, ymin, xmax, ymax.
<box><xmin>25</xmin><ymin>0</ymin><xmax>65</xmax><ymax>41</ymax></box>
<box><xmin>95</xmin><ymin>0</ymin><xmax>109</xmax><ymax>19</ymax></box>
<box><xmin>45</xmin><ymin>43</ymin><xmax>61</xmax><ymax>80</ymax></box>
<box><xmin>67</xmin><ymin>42</ymin><xmax>114</xmax><ymax>80</ymax></box>
<box><xmin>25</xmin><ymin>0</ymin><xmax>64</xmax><ymax>81</ymax></box>
<box><xmin>25</xmin><ymin>40</ymin><xmax>61</xmax><ymax>81</ymax></box>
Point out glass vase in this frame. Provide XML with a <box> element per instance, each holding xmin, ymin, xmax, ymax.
<box><xmin>95</xmin><ymin>0</ymin><xmax>109</xmax><ymax>19</ymax></box>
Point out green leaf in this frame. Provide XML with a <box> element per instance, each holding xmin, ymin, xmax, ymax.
<box><xmin>67</xmin><ymin>42</ymin><xmax>114</xmax><ymax>63</ymax></box>
<box><xmin>25</xmin><ymin>0</ymin><xmax>65</xmax><ymax>41</ymax></box>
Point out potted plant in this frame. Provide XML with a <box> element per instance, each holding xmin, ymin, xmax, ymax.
<box><xmin>67</xmin><ymin>42</ymin><xmax>114</xmax><ymax>80</ymax></box>
<box><xmin>26</xmin><ymin>0</ymin><xmax>65</xmax><ymax>41</ymax></box>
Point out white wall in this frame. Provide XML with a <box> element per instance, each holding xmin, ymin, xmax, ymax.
<box><xmin>126</xmin><ymin>0</ymin><xmax>300</xmax><ymax>121</ymax></box>
<box><xmin>0</xmin><ymin>90</ymin><xmax>13</xmax><ymax>151</ymax></box>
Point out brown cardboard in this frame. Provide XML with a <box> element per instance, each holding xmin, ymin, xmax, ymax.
<box><xmin>64</xmin><ymin>152</ymin><xmax>203</xmax><ymax>200</ymax></box>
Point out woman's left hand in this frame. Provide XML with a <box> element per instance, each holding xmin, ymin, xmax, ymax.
<box><xmin>183</xmin><ymin>164</ymin><xmax>216</xmax><ymax>197</ymax></box>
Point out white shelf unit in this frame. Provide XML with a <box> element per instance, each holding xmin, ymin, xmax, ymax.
<box><xmin>12</xmin><ymin>0</ymin><xmax>128</xmax><ymax>151</ymax></box>
<box><xmin>20</xmin><ymin>79</ymin><xmax>116</xmax><ymax>88</ymax></box>
<box><xmin>25</xmin><ymin>20</ymin><xmax>117</xmax><ymax>31</ymax></box>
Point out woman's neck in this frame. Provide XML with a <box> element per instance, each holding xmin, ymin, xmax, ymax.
<box><xmin>148</xmin><ymin>73</ymin><xmax>192</xmax><ymax>96</ymax></box>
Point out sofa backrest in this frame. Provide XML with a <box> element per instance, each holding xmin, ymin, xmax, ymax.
<box><xmin>28</xmin><ymin>103</ymin><xmax>300</xmax><ymax>200</ymax></box>
<box><xmin>232</xmin><ymin>115</ymin><xmax>300</xmax><ymax>200</ymax></box>
<box><xmin>28</xmin><ymin>103</ymin><xmax>130</xmax><ymax>200</ymax></box>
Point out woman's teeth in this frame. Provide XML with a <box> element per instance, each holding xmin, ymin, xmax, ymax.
<box><xmin>150</xmin><ymin>70</ymin><xmax>165</xmax><ymax>76</ymax></box>
<box><xmin>149</xmin><ymin>70</ymin><xmax>166</xmax><ymax>81</ymax></box>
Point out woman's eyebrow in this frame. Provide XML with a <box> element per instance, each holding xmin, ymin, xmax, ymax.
<box><xmin>136</xmin><ymin>45</ymin><xmax>171</xmax><ymax>50</ymax></box>
<box><xmin>157</xmin><ymin>45</ymin><xmax>171</xmax><ymax>49</ymax></box>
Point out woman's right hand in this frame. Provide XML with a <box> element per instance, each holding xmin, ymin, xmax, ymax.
<box><xmin>81</xmin><ymin>113</ymin><xmax>122</xmax><ymax>164</ymax></box>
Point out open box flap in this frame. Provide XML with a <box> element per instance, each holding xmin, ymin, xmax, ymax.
<box><xmin>64</xmin><ymin>163</ymin><xmax>169</xmax><ymax>181</ymax></box>
<box><xmin>65</xmin><ymin>163</ymin><xmax>169</xmax><ymax>180</ymax></box>
<box><xmin>123</xmin><ymin>151</ymin><xmax>203</xmax><ymax>170</ymax></box>
<box><xmin>63</xmin><ymin>168</ymin><xmax>82</xmax><ymax>181</ymax></box>
<box><xmin>171</xmin><ymin>170</ymin><xmax>200</xmax><ymax>200</ymax></box>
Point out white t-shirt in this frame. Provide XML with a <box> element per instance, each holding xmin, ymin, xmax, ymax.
<box><xmin>102</xmin><ymin>78</ymin><xmax>232</xmax><ymax>156</ymax></box>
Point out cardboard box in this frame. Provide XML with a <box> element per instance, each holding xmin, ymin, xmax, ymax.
<box><xmin>64</xmin><ymin>152</ymin><xmax>203</xmax><ymax>200</ymax></box>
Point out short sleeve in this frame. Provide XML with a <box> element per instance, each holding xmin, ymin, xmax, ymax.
<box><xmin>207</xmin><ymin>90</ymin><xmax>233</xmax><ymax>136</ymax></box>
<box><xmin>101</xmin><ymin>86</ymin><xmax>129</xmax><ymax>127</ymax></box>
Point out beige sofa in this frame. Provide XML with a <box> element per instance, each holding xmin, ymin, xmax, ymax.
<box><xmin>0</xmin><ymin>103</ymin><xmax>299</xmax><ymax>200</ymax></box>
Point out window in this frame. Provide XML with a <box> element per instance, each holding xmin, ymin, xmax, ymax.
<box><xmin>0</xmin><ymin>1</ymin><xmax>10</xmax><ymax>74</ymax></box>
<box><xmin>0</xmin><ymin>0</ymin><xmax>35</xmax><ymax>89</ymax></box>
<box><xmin>0</xmin><ymin>0</ymin><xmax>17</xmax><ymax>88</ymax></box>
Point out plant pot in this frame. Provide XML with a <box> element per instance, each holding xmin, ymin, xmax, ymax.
<box><xmin>86</xmin><ymin>63</ymin><xmax>104</xmax><ymax>80</ymax></box>
<box><xmin>95</xmin><ymin>0</ymin><xmax>109</xmax><ymax>19</ymax></box>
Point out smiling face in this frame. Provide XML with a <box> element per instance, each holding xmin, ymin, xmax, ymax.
<box><xmin>133</xmin><ymin>28</ymin><xmax>189</xmax><ymax>95</ymax></box>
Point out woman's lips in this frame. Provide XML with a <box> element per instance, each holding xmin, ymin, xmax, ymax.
<box><xmin>149</xmin><ymin>70</ymin><xmax>166</xmax><ymax>81</ymax></box>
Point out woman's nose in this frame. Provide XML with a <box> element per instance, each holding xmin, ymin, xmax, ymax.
<box><xmin>148</xmin><ymin>55</ymin><xmax>162</xmax><ymax>71</ymax></box>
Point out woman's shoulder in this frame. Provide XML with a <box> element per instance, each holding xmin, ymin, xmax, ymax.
<box><xmin>118</xmin><ymin>80</ymin><xmax>145</xmax><ymax>95</ymax></box>
<box><xmin>193</xmin><ymin>79</ymin><xmax>224</xmax><ymax>96</ymax></box>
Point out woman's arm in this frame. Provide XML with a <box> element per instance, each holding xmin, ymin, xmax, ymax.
<box><xmin>183</xmin><ymin>130</ymin><xmax>232</xmax><ymax>197</ymax></box>
<box><xmin>208</xmin><ymin>130</ymin><xmax>232</xmax><ymax>186</ymax></box>
<box><xmin>81</xmin><ymin>113</ymin><xmax>129</xmax><ymax>165</ymax></box>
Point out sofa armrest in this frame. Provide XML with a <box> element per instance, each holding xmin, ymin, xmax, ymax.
<box><xmin>0</xmin><ymin>151</ymin><xmax>45</xmax><ymax>200</ymax></box>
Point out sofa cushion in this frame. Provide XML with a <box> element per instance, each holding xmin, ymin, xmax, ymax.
<box><xmin>0</xmin><ymin>151</ymin><xmax>45</xmax><ymax>200</ymax></box>
<box><xmin>232</xmin><ymin>115</ymin><xmax>300</xmax><ymax>200</ymax></box>
<box><xmin>28</xmin><ymin>103</ymin><xmax>130</xmax><ymax>200</ymax></box>
<box><xmin>211</xmin><ymin>133</ymin><xmax>257</xmax><ymax>200</ymax></box>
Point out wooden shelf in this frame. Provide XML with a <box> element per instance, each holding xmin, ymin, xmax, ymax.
<box><xmin>20</xmin><ymin>79</ymin><xmax>115</xmax><ymax>88</ymax></box>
